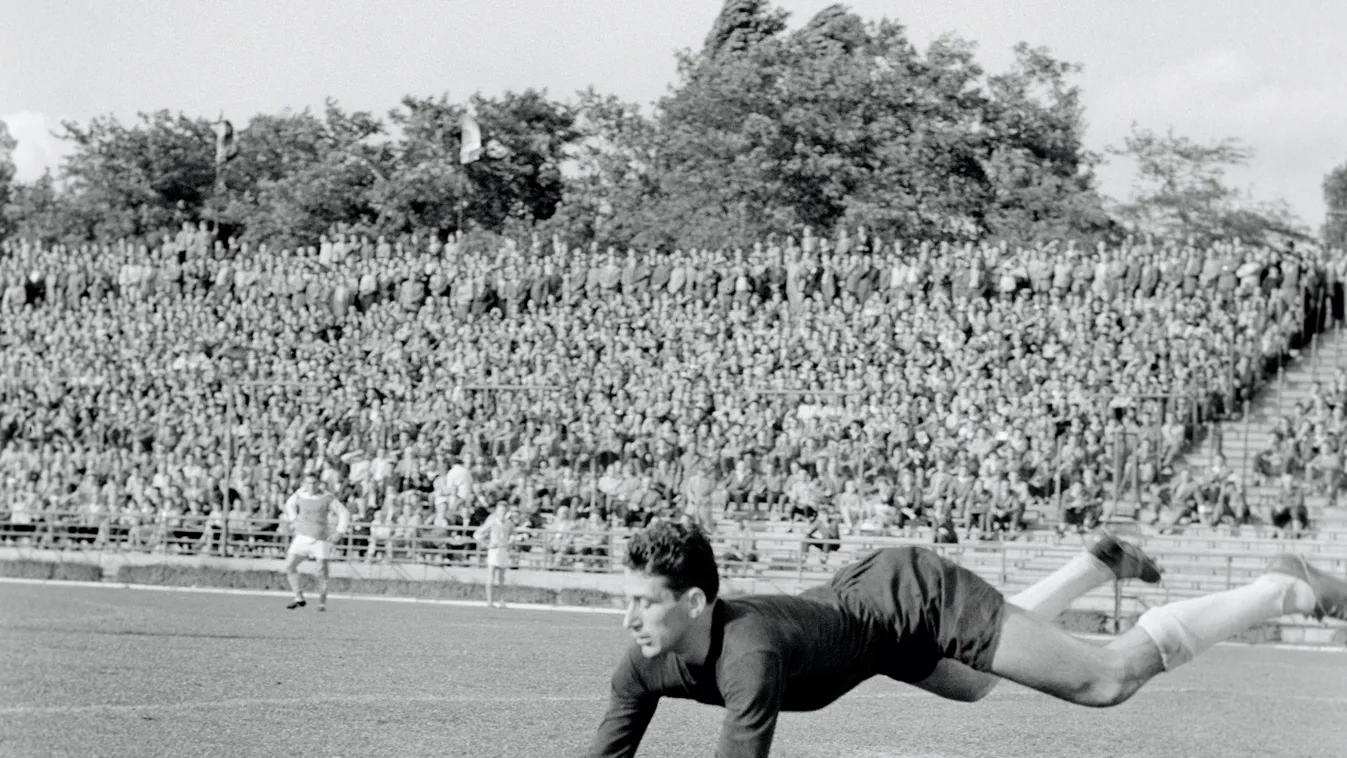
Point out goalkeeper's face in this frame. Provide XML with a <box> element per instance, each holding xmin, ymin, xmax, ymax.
<box><xmin>300</xmin><ymin>475</ymin><xmax>318</xmax><ymax>495</ymax></box>
<box><xmin>621</xmin><ymin>569</ymin><xmax>705</xmax><ymax>659</ymax></box>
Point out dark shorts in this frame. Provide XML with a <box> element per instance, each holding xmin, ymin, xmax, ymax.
<box><xmin>814</xmin><ymin>546</ymin><xmax>1007</xmax><ymax>683</ymax></box>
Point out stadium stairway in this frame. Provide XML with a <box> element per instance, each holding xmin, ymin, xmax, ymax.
<box><xmin>1172</xmin><ymin>322</ymin><xmax>1347</xmax><ymax>534</ymax></box>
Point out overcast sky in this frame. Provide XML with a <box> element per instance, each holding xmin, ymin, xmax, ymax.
<box><xmin>4</xmin><ymin>0</ymin><xmax>1345</xmax><ymax>228</ymax></box>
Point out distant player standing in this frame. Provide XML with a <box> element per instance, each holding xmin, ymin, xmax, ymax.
<box><xmin>474</xmin><ymin>502</ymin><xmax>516</xmax><ymax>608</ymax></box>
<box><xmin>282</xmin><ymin>473</ymin><xmax>350</xmax><ymax>611</ymax></box>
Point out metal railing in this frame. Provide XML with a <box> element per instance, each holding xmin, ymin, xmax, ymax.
<box><xmin>0</xmin><ymin>509</ymin><xmax>1048</xmax><ymax>575</ymax></box>
<box><xmin>5</xmin><ymin>509</ymin><xmax>1343</xmax><ymax>580</ymax></box>
<box><xmin>7</xmin><ymin>510</ymin><xmax>1347</xmax><ymax>639</ymax></box>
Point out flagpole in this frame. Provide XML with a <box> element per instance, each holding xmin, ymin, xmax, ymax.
<box><xmin>458</xmin><ymin>102</ymin><xmax>481</xmax><ymax>236</ymax></box>
<box><xmin>212</xmin><ymin>113</ymin><xmax>222</xmax><ymax>241</ymax></box>
<box><xmin>211</xmin><ymin>114</ymin><xmax>237</xmax><ymax>247</ymax></box>
<box><xmin>212</xmin><ymin>162</ymin><xmax>221</xmax><ymax>241</ymax></box>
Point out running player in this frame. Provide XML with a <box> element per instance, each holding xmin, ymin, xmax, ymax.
<box><xmin>587</xmin><ymin>522</ymin><xmax>1347</xmax><ymax>758</ymax></box>
<box><xmin>281</xmin><ymin>472</ymin><xmax>350</xmax><ymax>612</ymax></box>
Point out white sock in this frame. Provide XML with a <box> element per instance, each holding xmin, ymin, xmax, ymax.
<box><xmin>1010</xmin><ymin>553</ymin><xmax>1116</xmax><ymax>620</ymax></box>
<box><xmin>1135</xmin><ymin>573</ymin><xmax>1311</xmax><ymax>670</ymax></box>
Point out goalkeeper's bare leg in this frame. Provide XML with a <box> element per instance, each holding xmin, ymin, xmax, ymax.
<box><xmin>988</xmin><ymin>554</ymin><xmax>1343</xmax><ymax>707</ymax></box>
<box><xmin>914</xmin><ymin>530</ymin><xmax>1162</xmax><ymax>701</ymax></box>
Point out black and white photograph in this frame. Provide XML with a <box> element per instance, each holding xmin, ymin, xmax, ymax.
<box><xmin>1</xmin><ymin>1</ymin><xmax>1345</xmax><ymax>756</ymax></box>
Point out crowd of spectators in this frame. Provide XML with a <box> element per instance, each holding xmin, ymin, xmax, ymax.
<box><xmin>1</xmin><ymin>221</ymin><xmax>1343</xmax><ymax>563</ymax></box>
<box><xmin>1246</xmin><ymin>369</ymin><xmax>1347</xmax><ymax>534</ymax></box>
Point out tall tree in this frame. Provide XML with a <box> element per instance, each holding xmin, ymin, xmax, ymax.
<box><xmin>704</xmin><ymin>0</ymin><xmax>789</xmax><ymax>58</ymax></box>
<box><xmin>547</xmin><ymin>88</ymin><xmax>662</xmax><ymax>249</ymax></box>
<box><xmin>1323</xmin><ymin>161</ymin><xmax>1347</xmax><ymax>249</ymax></box>
<box><xmin>1108</xmin><ymin>124</ymin><xmax>1305</xmax><ymax>244</ymax></box>
<box><xmin>372</xmin><ymin>95</ymin><xmax>470</xmax><ymax>236</ymax></box>
<box><xmin>613</xmin><ymin>1</ymin><xmax>1109</xmax><ymax>250</ymax></box>
<box><xmin>55</xmin><ymin>110</ymin><xmax>217</xmax><ymax>240</ymax></box>
<box><xmin>459</xmin><ymin>90</ymin><xmax>577</xmax><ymax>231</ymax></box>
<box><xmin>0</xmin><ymin>121</ymin><xmax>15</xmax><ymax>238</ymax></box>
<box><xmin>978</xmin><ymin>43</ymin><xmax>1113</xmax><ymax>242</ymax></box>
<box><xmin>223</xmin><ymin>100</ymin><xmax>391</xmax><ymax>247</ymax></box>
<box><xmin>374</xmin><ymin>90</ymin><xmax>576</xmax><ymax>239</ymax></box>
<box><xmin>2</xmin><ymin>174</ymin><xmax>80</xmax><ymax>243</ymax></box>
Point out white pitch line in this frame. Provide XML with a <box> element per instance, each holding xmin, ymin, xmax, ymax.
<box><xmin>1</xmin><ymin>577</ymin><xmax>1343</xmax><ymax>653</ymax></box>
<box><xmin>0</xmin><ymin>693</ymin><xmax>606</xmax><ymax>717</ymax></box>
<box><xmin>3</xmin><ymin>687</ymin><xmax>1346</xmax><ymax>719</ymax></box>
<box><xmin>0</xmin><ymin>577</ymin><xmax>625</xmax><ymax>615</ymax></box>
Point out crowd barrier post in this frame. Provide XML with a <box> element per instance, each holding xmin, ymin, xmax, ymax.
<box><xmin>1190</xmin><ymin>391</ymin><xmax>1205</xmax><ymax>460</ymax></box>
<box><xmin>523</xmin><ymin>446</ymin><xmax>535</xmax><ymax>516</ymax></box>
<box><xmin>1211</xmin><ymin>390</ymin><xmax>1225</xmax><ymax>460</ymax></box>
<box><xmin>1319</xmin><ymin>285</ymin><xmax>1329</xmax><ymax>340</ymax></box>
<box><xmin>1130</xmin><ymin>433</ymin><xmax>1142</xmax><ymax>516</ymax></box>
<box><xmin>1187</xmin><ymin>393</ymin><xmax>1200</xmax><ymax>460</ymax></box>
<box><xmin>1241</xmin><ymin>399</ymin><xmax>1252</xmax><ymax>484</ymax></box>
<box><xmin>1156</xmin><ymin>394</ymin><xmax>1169</xmax><ymax>476</ymax></box>
<box><xmin>1317</xmin><ymin>284</ymin><xmax>1327</xmax><ymax>358</ymax></box>
<box><xmin>1330</xmin><ymin>286</ymin><xmax>1341</xmax><ymax>371</ymax></box>
<box><xmin>912</xmin><ymin>466</ymin><xmax>926</xmax><ymax>539</ymax></box>
<box><xmin>222</xmin><ymin>386</ymin><xmax>236</xmax><ymax>558</ymax></box>
<box><xmin>1110</xmin><ymin>430</ymin><xmax>1123</xmax><ymax>507</ymax></box>
<box><xmin>1311</xmin><ymin>331</ymin><xmax>1319</xmax><ymax>384</ymax></box>
<box><xmin>588</xmin><ymin>455</ymin><xmax>598</xmax><ymax>518</ymax></box>
<box><xmin>1330</xmin><ymin>276</ymin><xmax>1341</xmax><ymax>337</ymax></box>
<box><xmin>1276</xmin><ymin>345</ymin><xmax>1286</xmax><ymax>422</ymax></box>
<box><xmin>1113</xmin><ymin>580</ymin><xmax>1123</xmax><ymax>634</ymax></box>
<box><xmin>1053</xmin><ymin>436</ymin><xmax>1065</xmax><ymax>525</ymax></box>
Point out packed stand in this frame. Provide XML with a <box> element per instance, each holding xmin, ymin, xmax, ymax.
<box><xmin>1238</xmin><ymin>370</ymin><xmax>1347</xmax><ymax>538</ymax></box>
<box><xmin>0</xmin><ymin>223</ymin><xmax>1342</xmax><ymax>570</ymax></box>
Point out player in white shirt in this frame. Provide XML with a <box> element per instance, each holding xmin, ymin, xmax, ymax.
<box><xmin>282</xmin><ymin>473</ymin><xmax>350</xmax><ymax>611</ymax></box>
<box><xmin>474</xmin><ymin>502</ymin><xmax>517</xmax><ymax>608</ymax></box>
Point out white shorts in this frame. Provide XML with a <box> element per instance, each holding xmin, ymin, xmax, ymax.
<box><xmin>486</xmin><ymin>547</ymin><xmax>509</xmax><ymax>569</ymax></box>
<box><xmin>288</xmin><ymin>535</ymin><xmax>332</xmax><ymax>561</ymax></box>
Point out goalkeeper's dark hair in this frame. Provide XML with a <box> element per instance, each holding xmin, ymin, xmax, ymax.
<box><xmin>625</xmin><ymin>521</ymin><xmax>719</xmax><ymax>603</ymax></box>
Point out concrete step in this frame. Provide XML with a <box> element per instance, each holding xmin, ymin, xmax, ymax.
<box><xmin>1279</xmin><ymin>625</ymin><xmax>1347</xmax><ymax>645</ymax></box>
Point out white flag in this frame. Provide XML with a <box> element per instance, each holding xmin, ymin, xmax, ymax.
<box><xmin>460</xmin><ymin>106</ymin><xmax>483</xmax><ymax>165</ymax></box>
<box><xmin>213</xmin><ymin>117</ymin><xmax>239</xmax><ymax>165</ymax></box>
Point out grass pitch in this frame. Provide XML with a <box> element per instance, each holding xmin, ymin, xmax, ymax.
<box><xmin>1</xmin><ymin>581</ymin><xmax>1344</xmax><ymax>758</ymax></box>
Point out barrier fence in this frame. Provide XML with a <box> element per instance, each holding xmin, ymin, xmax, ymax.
<box><xmin>1</xmin><ymin>509</ymin><xmax>930</xmax><ymax>577</ymax></box>
<box><xmin>0</xmin><ymin>508</ymin><xmax>1010</xmax><ymax>565</ymax></box>
<box><xmin>9</xmin><ymin>508</ymin><xmax>1347</xmax><ymax>638</ymax></box>
<box><xmin>5</xmin><ymin>507</ymin><xmax>1344</xmax><ymax>580</ymax></box>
